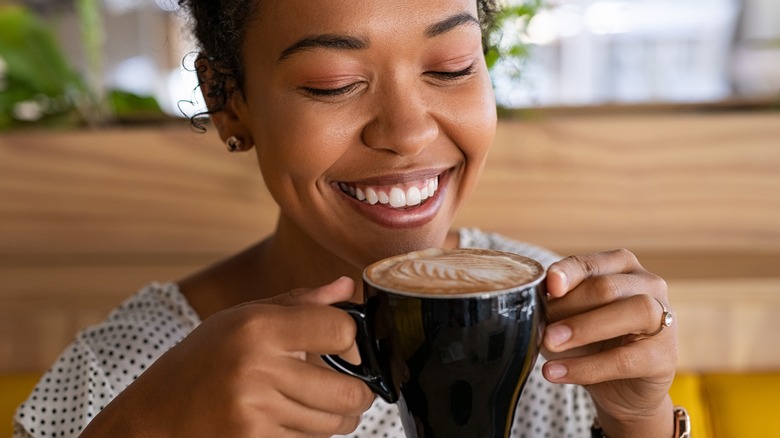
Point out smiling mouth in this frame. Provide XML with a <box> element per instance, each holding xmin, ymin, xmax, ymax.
<box><xmin>337</xmin><ymin>175</ymin><xmax>439</xmax><ymax>209</ymax></box>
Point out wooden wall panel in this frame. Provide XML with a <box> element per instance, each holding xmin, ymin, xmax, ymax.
<box><xmin>456</xmin><ymin>112</ymin><xmax>780</xmax><ymax>254</ymax></box>
<box><xmin>1</xmin><ymin>111</ymin><xmax>779</xmax><ymax>373</ymax></box>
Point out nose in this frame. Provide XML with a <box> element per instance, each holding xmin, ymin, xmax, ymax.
<box><xmin>361</xmin><ymin>82</ymin><xmax>439</xmax><ymax>157</ymax></box>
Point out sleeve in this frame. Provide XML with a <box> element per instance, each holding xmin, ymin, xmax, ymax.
<box><xmin>13</xmin><ymin>338</ymin><xmax>118</xmax><ymax>438</ymax></box>
<box><xmin>12</xmin><ymin>283</ymin><xmax>200</xmax><ymax>438</ymax></box>
<box><xmin>12</xmin><ymin>424</ymin><xmax>33</xmax><ymax>438</ymax></box>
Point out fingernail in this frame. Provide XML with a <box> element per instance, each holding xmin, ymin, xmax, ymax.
<box><xmin>546</xmin><ymin>324</ymin><xmax>572</xmax><ymax>347</ymax></box>
<box><xmin>547</xmin><ymin>363</ymin><xmax>568</xmax><ymax>380</ymax></box>
<box><xmin>548</xmin><ymin>267</ymin><xmax>567</xmax><ymax>288</ymax></box>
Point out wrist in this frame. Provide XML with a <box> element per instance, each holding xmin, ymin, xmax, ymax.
<box><xmin>592</xmin><ymin>396</ymin><xmax>677</xmax><ymax>438</ymax></box>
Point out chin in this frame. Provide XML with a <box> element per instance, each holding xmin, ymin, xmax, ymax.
<box><xmin>351</xmin><ymin>224</ymin><xmax>452</xmax><ymax>268</ymax></box>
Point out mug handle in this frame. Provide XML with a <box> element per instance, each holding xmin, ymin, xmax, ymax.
<box><xmin>321</xmin><ymin>302</ymin><xmax>397</xmax><ymax>403</ymax></box>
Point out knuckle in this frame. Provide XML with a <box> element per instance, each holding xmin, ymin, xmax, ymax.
<box><xmin>339</xmin><ymin>379</ymin><xmax>372</xmax><ymax>412</ymax></box>
<box><xmin>229</xmin><ymin>306</ymin><xmax>268</xmax><ymax>340</ymax></box>
<box><xmin>612</xmin><ymin>248</ymin><xmax>637</xmax><ymax>263</ymax></box>
<box><xmin>319</xmin><ymin>411</ymin><xmax>361</xmax><ymax>435</ymax></box>
<box><xmin>328</xmin><ymin>312</ymin><xmax>358</xmax><ymax>352</ymax></box>
<box><xmin>320</xmin><ymin>412</ymin><xmax>348</xmax><ymax>433</ymax></box>
<box><xmin>570</xmin><ymin>254</ymin><xmax>599</xmax><ymax>277</ymax></box>
<box><xmin>648</xmin><ymin>273</ymin><xmax>669</xmax><ymax>294</ymax></box>
<box><xmin>614</xmin><ymin>348</ymin><xmax>640</xmax><ymax>376</ymax></box>
<box><xmin>334</xmin><ymin>414</ymin><xmax>363</xmax><ymax>435</ymax></box>
<box><xmin>591</xmin><ymin>275</ymin><xmax>620</xmax><ymax>302</ymax></box>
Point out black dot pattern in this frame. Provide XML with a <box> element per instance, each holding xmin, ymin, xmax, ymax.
<box><xmin>13</xmin><ymin>229</ymin><xmax>595</xmax><ymax>437</ymax></box>
<box><xmin>13</xmin><ymin>282</ymin><xmax>199</xmax><ymax>438</ymax></box>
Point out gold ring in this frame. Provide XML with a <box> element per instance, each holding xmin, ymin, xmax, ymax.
<box><xmin>638</xmin><ymin>298</ymin><xmax>673</xmax><ymax>338</ymax></box>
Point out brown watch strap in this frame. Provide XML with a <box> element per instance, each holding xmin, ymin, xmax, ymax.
<box><xmin>591</xmin><ymin>405</ymin><xmax>691</xmax><ymax>438</ymax></box>
<box><xmin>673</xmin><ymin>406</ymin><xmax>691</xmax><ymax>437</ymax></box>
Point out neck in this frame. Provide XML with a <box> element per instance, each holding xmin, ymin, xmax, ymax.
<box><xmin>178</xmin><ymin>214</ymin><xmax>461</xmax><ymax>319</ymax></box>
<box><xmin>253</xmin><ymin>214</ymin><xmax>365</xmax><ymax>301</ymax></box>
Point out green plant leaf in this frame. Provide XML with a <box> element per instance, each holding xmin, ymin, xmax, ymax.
<box><xmin>0</xmin><ymin>6</ymin><xmax>82</xmax><ymax>94</ymax></box>
<box><xmin>0</xmin><ymin>5</ymin><xmax>85</xmax><ymax>129</ymax></box>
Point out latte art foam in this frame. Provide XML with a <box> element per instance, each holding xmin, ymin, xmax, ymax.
<box><xmin>365</xmin><ymin>248</ymin><xmax>544</xmax><ymax>295</ymax></box>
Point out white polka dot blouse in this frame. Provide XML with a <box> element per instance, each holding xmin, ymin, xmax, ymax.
<box><xmin>14</xmin><ymin>228</ymin><xmax>595</xmax><ymax>437</ymax></box>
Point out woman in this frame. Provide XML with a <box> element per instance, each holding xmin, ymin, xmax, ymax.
<box><xmin>14</xmin><ymin>0</ymin><xmax>680</xmax><ymax>436</ymax></box>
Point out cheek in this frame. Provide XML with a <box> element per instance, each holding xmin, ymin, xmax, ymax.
<box><xmin>447</xmin><ymin>77</ymin><xmax>497</xmax><ymax>196</ymax></box>
<box><xmin>250</xmin><ymin>92</ymin><xmax>358</xmax><ymax>189</ymax></box>
<box><xmin>452</xmin><ymin>78</ymin><xmax>497</xmax><ymax>165</ymax></box>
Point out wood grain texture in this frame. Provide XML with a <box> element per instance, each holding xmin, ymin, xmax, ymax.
<box><xmin>455</xmin><ymin>112</ymin><xmax>780</xmax><ymax>254</ymax></box>
<box><xmin>1</xmin><ymin>111</ymin><xmax>778</xmax><ymax>372</ymax></box>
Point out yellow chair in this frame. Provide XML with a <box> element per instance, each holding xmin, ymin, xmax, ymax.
<box><xmin>0</xmin><ymin>373</ymin><xmax>39</xmax><ymax>438</ymax></box>
<box><xmin>701</xmin><ymin>372</ymin><xmax>780</xmax><ymax>438</ymax></box>
<box><xmin>4</xmin><ymin>372</ymin><xmax>780</xmax><ymax>437</ymax></box>
<box><xmin>670</xmin><ymin>372</ymin><xmax>713</xmax><ymax>437</ymax></box>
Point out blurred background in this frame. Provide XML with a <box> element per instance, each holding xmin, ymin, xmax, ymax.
<box><xmin>0</xmin><ymin>0</ymin><xmax>778</xmax><ymax>128</ymax></box>
<box><xmin>492</xmin><ymin>0</ymin><xmax>780</xmax><ymax>107</ymax></box>
<box><xmin>0</xmin><ymin>1</ymin><xmax>779</xmax><ymax>436</ymax></box>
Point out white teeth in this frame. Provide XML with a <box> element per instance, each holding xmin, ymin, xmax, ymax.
<box><xmin>341</xmin><ymin>176</ymin><xmax>439</xmax><ymax>209</ymax></box>
<box><xmin>406</xmin><ymin>187</ymin><xmax>421</xmax><ymax>206</ymax></box>
<box><xmin>389</xmin><ymin>187</ymin><xmax>405</xmax><ymax>208</ymax></box>
<box><xmin>365</xmin><ymin>188</ymin><xmax>378</xmax><ymax>204</ymax></box>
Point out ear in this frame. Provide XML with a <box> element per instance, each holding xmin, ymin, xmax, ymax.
<box><xmin>196</xmin><ymin>55</ymin><xmax>254</xmax><ymax>151</ymax></box>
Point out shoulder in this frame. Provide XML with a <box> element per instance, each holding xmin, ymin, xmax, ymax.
<box><xmin>457</xmin><ymin>228</ymin><xmax>561</xmax><ymax>267</ymax></box>
<box><xmin>104</xmin><ymin>281</ymin><xmax>201</xmax><ymax>326</ymax></box>
<box><xmin>76</xmin><ymin>282</ymin><xmax>201</xmax><ymax>365</ymax></box>
<box><xmin>74</xmin><ymin>282</ymin><xmax>201</xmax><ymax>386</ymax></box>
<box><xmin>13</xmin><ymin>282</ymin><xmax>200</xmax><ymax>437</ymax></box>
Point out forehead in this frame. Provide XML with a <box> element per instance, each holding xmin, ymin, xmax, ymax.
<box><xmin>245</xmin><ymin>0</ymin><xmax>480</xmax><ymax>58</ymax></box>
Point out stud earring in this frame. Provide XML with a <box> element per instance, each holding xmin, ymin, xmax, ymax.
<box><xmin>226</xmin><ymin>136</ymin><xmax>242</xmax><ymax>152</ymax></box>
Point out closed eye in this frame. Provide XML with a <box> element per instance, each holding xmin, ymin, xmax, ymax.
<box><xmin>301</xmin><ymin>82</ymin><xmax>360</xmax><ymax>98</ymax></box>
<box><xmin>300</xmin><ymin>62</ymin><xmax>477</xmax><ymax>98</ymax></box>
<box><xmin>428</xmin><ymin>63</ymin><xmax>477</xmax><ymax>81</ymax></box>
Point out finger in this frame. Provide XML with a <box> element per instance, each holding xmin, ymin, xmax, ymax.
<box><xmin>547</xmin><ymin>249</ymin><xmax>643</xmax><ymax>298</ymax></box>
<box><xmin>277</xmin><ymin>357</ymin><xmax>375</xmax><ymax>415</ymax></box>
<box><xmin>279</xmin><ymin>431</ymin><xmax>330</xmax><ymax>438</ymax></box>
<box><xmin>241</xmin><ymin>380</ymin><xmax>362</xmax><ymax>437</ymax></box>
<box><xmin>265</xmin><ymin>397</ymin><xmax>362</xmax><ymax>436</ymax></box>
<box><xmin>546</xmin><ymin>272</ymin><xmax>667</xmax><ymax>323</ymax></box>
<box><xmin>247</xmin><ymin>304</ymin><xmax>358</xmax><ymax>356</ymax></box>
<box><xmin>273</xmin><ymin>393</ymin><xmax>364</xmax><ymax>435</ymax></box>
<box><xmin>266</xmin><ymin>276</ymin><xmax>357</xmax><ymax>306</ymax></box>
<box><xmin>542</xmin><ymin>336</ymin><xmax>676</xmax><ymax>385</ymax></box>
<box><xmin>544</xmin><ymin>294</ymin><xmax>670</xmax><ymax>353</ymax></box>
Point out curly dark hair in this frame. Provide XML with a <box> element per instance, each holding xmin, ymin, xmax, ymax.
<box><xmin>178</xmin><ymin>0</ymin><xmax>503</xmax><ymax>127</ymax></box>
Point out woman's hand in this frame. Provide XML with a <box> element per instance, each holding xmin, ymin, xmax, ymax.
<box><xmin>541</xmin><ymin>249</ymin><xmax>678</xmax><ymax>437</ymax></box>
<box><xmin>81</xmin><ymin>276</ymin><xmax>375</xmax><ymax>438</ymax></box>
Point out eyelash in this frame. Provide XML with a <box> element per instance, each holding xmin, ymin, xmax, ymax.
<box><xmin>302</xmin><ymin>83</ymin><xmax>360</xmax><ymax>97</ymax></box>
<box><xmin>429</xmin><ymin>63</ymin><xmax>477</xmax><ymax>81</ymax></box>
<box><xmin>301</xmin><ymin>62</ymin><xmax>477</xmax><ymax>98</ymax></box>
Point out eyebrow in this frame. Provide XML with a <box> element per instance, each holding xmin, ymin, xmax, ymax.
<box><xmin>425</xmin><ymin>12</ymin><xmax>481</xmax><ymax>38</ymax></box>
<box><xmin>276</xmin><ymin>12</ymin><xmax>480</xmax><ymax>62</ymax></box>
<box><xmin>277</xmin><ymin>34</ymin><xmax>368</xmax><ymax>62</ymax></box>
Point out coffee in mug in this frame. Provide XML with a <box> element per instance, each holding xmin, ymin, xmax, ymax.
<box><xmin>323</xmin><ymin>248</ymin><xmax>546</xmax><ymax>438</ymax></box>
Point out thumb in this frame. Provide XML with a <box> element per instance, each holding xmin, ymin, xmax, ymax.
<box><xmin>264</xmin><ymin>276</ymin><xmax>357</xmax><ymax>306</ymax></box>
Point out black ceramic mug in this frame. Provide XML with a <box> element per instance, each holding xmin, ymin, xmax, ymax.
<box><xmin>322</xmin><ymin>248</ymin><xmax>546</xmax><ymax>438</ymax></box>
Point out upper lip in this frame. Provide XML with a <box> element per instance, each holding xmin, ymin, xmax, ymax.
<box><xmin>337</xmin><ymin>167</ymin><xmax>450</xmax><ymax>186</ymax></box>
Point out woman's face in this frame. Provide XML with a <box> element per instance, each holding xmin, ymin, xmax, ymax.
<box><xmin>232</xmin><ymin>0</ymin><xmax>497</xmax><ymax>267</ymax></box>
